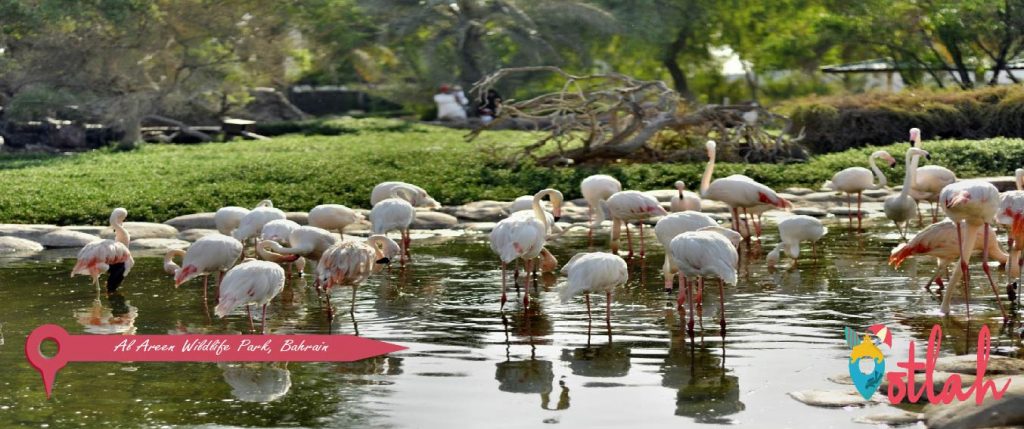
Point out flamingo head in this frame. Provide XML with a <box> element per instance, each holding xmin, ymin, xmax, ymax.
<box><xmin>945</xmin><ymin>189</ymin><xmax>971</xmax><ymax>209</ymax></box>
<box><xmin>878</xmin><ymin>151</ymin><xmax>897</xmax><ymax>168</ymax></box>
<box><xmin>909</xmin><ymin>128</ymin><xmax>921</xmax><ymax>144</ymax></box>
<box><xmin>174</xmin><ymin>265</ymin><xmax>198</xmax><ymax>287</ymax></box>
<box><xmin>674</xmin><ymin>180</ymin><xmax>686</xmax><ymax>197</ymax></box>
<box><xmin>907</xmin><ymin>147</ymin><xmax>930</xmax><ymax>161</ymax></box>
<box><xmin>256</xmin><ymin>199</ymin><xmax>273</xmax><ymax>208</ymax></box>
<box><xmin>542</xmin><ymin>188</ymin><xmax>564</xmax><ymax>221</ymax></box>
<box><xmin>110</xmin><ymin>207</ymin><xmax>128</xmax><ymax>225</ymax></box>
<box><xmin>705</xmin><ymin>140</ymin><xmax>717</xmax><ymax>156</ymax></box>
<box><xmin>370</xmin><ymin>234</ymin><xmax>401</xmax><ymax>265</ymax></box>
<box><xmin>418</xmin><ymin>195</ymin><xmax>442</xmax><ymax>209</ymax></box>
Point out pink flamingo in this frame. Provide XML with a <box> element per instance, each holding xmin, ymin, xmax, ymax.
<box><xmin>214</xmin><ymin>259</ymin><xmax>286</xmax><ymax>334</ymax></box>
<box><xmin>163</xmin><ymin>234</ymin><xmax>243</xmax><ymax>301</ymax></box>
<box><xmin>669</xmin><ymin>227</ymin><xmax>739</xmax><ymax>337</ymax></box>
<box><xmin>606</xmin><ymin>190</ymin><xmax>668</xmax><ymax>258</ymax></box>
<box><xmin>939</xmin><ymin>180</ymin><xmax>1008</xmax><ymax>320</ymax></box>
<box><xmin>825</xmin><ymin>150</ymin><xmax>896</xmax><ymax>229</ymax></box>
<box><xmin>997</xmin><ymin>168</ymin><xmax>1024</xmax><ymax>301</ymax></box>
<box><xmin>490</xmin><ymin>189</ymin><xmax>563</xmax><ymax>309</ymax></box>
<box><xmin>700</xmin><ymin>140</ymin><xmax>791</xmax><ymax>236</ymax></box>
<box><xmin>72</xmin><ymin>208</ymin><xmax>134</xmax><ymax>293</ymax></box>
<box><xmin>558</xmin><ymin>252</ymin><xmax>628</xmax><ymax>331</ymax></box>
<box><xmin>670</xmin><ymin>180</ymin><xmax>702</xmax><ymax>212</ymax></box>
<box><xmin>580</xmin><ymin>174</ymin><xmax>622</xmax><ymax>244</ymax></box>
<box><xmin>315</xmin><ymin>235</ymin><xmax>401</xmax><ymax>320</ymax></box>
<box><xmin>889</xmin><ymin>219</ymin><xmax>1006</xmax><ymax>291</ymax></box>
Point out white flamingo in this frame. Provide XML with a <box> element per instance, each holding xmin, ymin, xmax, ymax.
<box><xmin>558</xmin><ymin>252</ymin><xmax>628</xmax><ymax>330</ymax></box>
<box><xmin>233</xmin><ymin>200</ymin><xmax>287</xmax><ymax>247</ymax></box>
<box><xmin>884</xmin><ymin>148</ymin><xmax>928</xmax><ymax>238</ymax></box>
<box><xmin>370</xmin><ymin>181</ymin><xmax>441</xmax><ymax>208</ymax></box>
<box><xmin>766</xmin><ymin>215</ymin><xmax>828</xmax><ymax>269</ymax></box>
<box><xmin>506</xmin><ymin>193</ymin><xmax>565</xmax><ymax>277</ymax></box>
<box><xmin>214</xmin><ymin>259</ymin><xmax>286</xmax><ymax>333</ymax></box>
<box><xmin>670</xmin><ymin>180</ymin><xmax>702</xmax><ymax>212</ymax></box>
<box><xmin>72</xmin><ymin>208</ymin><xmax>134</xmax><ymax>293</ymax></box>
<box><xmin>939</xmin><ymin>180</ymin><xmax>1008</xmax><ymax>320</ymax></box>
<box><xmin>825</xmin><ymin>150</ymin><xmax>896</xmax><ymax>229</ymax></box>
<box><xmin>998</xmin><ymin>168</ymin><xmax>1024</xmax><ymax>300</ymax></box>
<box><xmin>700</xmin><ymin>140</ymin><xmax>791</xmax><ymax>236</ymax></box>
<box><xmin>490</xmin><ymin>188</ymin><xmax>562</xmax><ymax>309</ymax></box>
<box><xmin>259</xmin><ymin>219</ymin><xmax>306</xmax><ymax>277</ymax></box>
<box><xmin>316</xmin><ymin>235</ymin><xmax>401</xmax><ymax>320</ymax></box>
<box><xmin>215</xmin><ymin>206</ymin><xmax>250</xmax><ymax>236</ymax></box>
<box><xmin>655</xmin><ymin>212</ymin><xmax>717</xmax><ymax>291</ymax></box>
<box><xmin>669</xmin><ymin>227</ymin><xmax>739</xmax><ymax>336</ymax></box>
<box><xmin>257</xmin><ymin>226</ymin><xmax>339</xmax><ymax>275</ymax></box>
<box><xmin>508</xmin><ymin>195</ymin><xmax>551</xmax><ymax>214</ymax></box>
<box><xmin>606</xmin><ymin>190</ymin><xmax>668</xmax><ymax>257</ymax></box>
<box><xmin>370</xmin><ymin>185</ymin><xmax>418</xmax><ymax>263</ymax></box>
<box><xmin>889</xmin><ymin>219</ymin><xmax>1006</xmax><ymax>291</ymax></box>
<box><xmin>308</xmin><ymin>204</ymin><xmax>365</xmax><ymax>238</ymax></box>
<box><xmin>163</xmin><ymin>234</ymin><xmax>243</xmax><ymax>301</ymax></box>
<box><xmin>581</xmin><ymin>174</ymin><xmax>622</xmax><ymax>243</ymax></box>
<box><xmin>910</xmin><ymin>128</ymin><xmax>957</xmax><ymax>223</ymax></box>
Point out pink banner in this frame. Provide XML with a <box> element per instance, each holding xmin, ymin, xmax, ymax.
<box><xmin>25</xmin><ymin>324</ymin><xmax>406</xmax><ymax>398</ymax></box>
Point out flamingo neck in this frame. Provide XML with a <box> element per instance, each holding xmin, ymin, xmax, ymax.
<box><xmin>868</xmin><ymin>152</ymin><xmax>887</xmax><ymax>188</ymax></box>
<box><xmin>532</xmin><ymin>191</ymin><xmax>549</xmax><ymax>230</ymax></box>
<box><xmin>112</xmin><ymin>220</ymin><xmax>130</xmax><ymax>246</ymax></box>
<box><xmin>390</xmin><ymin>186</ymin><xmax>416</xmax><ymax>203</ymax></box>
<box><xmin>1016</xmin><ymin>170</ymin><xmax>1024</xmax><ymax>191</ymax></box>
<box><xmin>910</xmin><ymin>135</ymin><xmax>921</xmax><ymax>173</ymax></box>
<box><xmin>900</xmin><ymin>151</ymin><xmax>917</xmax><ymax>197</ymax></box>
<box><xmin>163</xmin><ymin>249</ymin><xmax>185</xmax><ymax>275</ymax></box>
<box><xmin>259</xmin><ymin>240</ymin><xmax>306</xmax><ymax>261</ymax></box>
<box><xmin>700</xmin><ymin>146</ymin><xmax>716</xmax><ymax>195</ymax></box>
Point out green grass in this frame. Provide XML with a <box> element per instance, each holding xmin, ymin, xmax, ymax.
<box><xmin>2</xmin><ymin>119</ymin><xmax>1024</xmax><ymax>225</ymax></box>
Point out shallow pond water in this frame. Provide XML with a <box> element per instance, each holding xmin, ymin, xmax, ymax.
<box><xmin>1</xmin><ymin>220</ymin><xmax>1021</xmax><ymax>428</ymax></box>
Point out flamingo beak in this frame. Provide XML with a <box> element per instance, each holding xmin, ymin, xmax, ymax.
<box><xmin>889</xmin><ymin>160</ymin><xmax>897</xmax><ymax>168</ymax></box>
<box><xmin>925</xmin><ymin>153</ymin><xmax>931</xmax><ymax>161</ymax></box>
<box><xmin>376</xmin><ymin>257</ymin><xmax>390</xmax><ymax>265</ymax></box>
<box><xmin>553</xmin><ymin>206</ymin><xmax>562</xmax><ymax>222</ymax></box>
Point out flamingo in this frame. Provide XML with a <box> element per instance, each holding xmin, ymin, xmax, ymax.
<box><xmin>508</xmin><ymin>195</ymin><xmax>551</xmax><ymax>214</ymax></box>
<box><xmin>910</xmin><ymin>128</ymin><xmax>957</xmax><ymax>223</ymax></box>
<box><xmin>507</xmin><ymin>194</ymin><xmax>565</xmax><ymax>278</ymax></box>
<box><xmin>700</xmin><ymin>140</ymin><xmax>791</xmax><ymax>236</ymax></box>
<box><xmin>163</xmin><ymin>234</ymin><xmax>243</xmax><ymax>301</ymax></box>
<box><xmin>606</xmin><ymin>190</ymin><xmax>668</xmax><ymax>258</ymax></box>
<box><xmin>581</xmin><ymin>174</ymin><xmax>622</xmax><ymax>243</ymax></box>
<box><xmin>259</xmin><ymin>219</ymin><xmax>306</xmax><ymax>277</ymax></box>
<box><xmin>232</xmin><ymin>200</ymin><xmax>286</xmax><ymax>249</ymax></box>
<box><xmin>889</xmin><ymin>219</ymin><xmax>1007</xmax><ymax>291</ymax></box>
<box><xmin>766</xmin><ymin>215</ymin><xmax>828</xmax><ymax>269</ymax></box>
<box><xmin>825</xmin><ymin>150</ymin><xmax>896</xmax><ymax>229</ymax></box>
<box><xmin>490</xmin><ymin>188</ymin><xmax>563</xmax><ymax>309</ymax></box>
<box><xmin>998</xmin><ymin>168</ymin><xmax>1024</xmax><ymax>300</ymax></box>
<box><xmin>214</xmin><ymin>259</ymin><xmax>286</xmax><ymax>334</ymax></box>
<box><xmin>654</xmin><ymin>212</ymin><xmax>717</xmax><ymax>291</ymax></box>
<box><xmin>308</xmin><ymin>204</ymin><xmax>365</xmax><ymax>238</ymax></box>
<box><xmin>939</xmin><ymin>180</ymin><xmax>1008</xmax><ymax>320</ymax></box>
<box><xmin>884</xmin><ymin>148</ymin><xmax>928</xmax><ymax>238</ymax></box>
<box><xmin>315</xmin><ymin>235</ymin><xmax>402</xmax><ymax>320</ymax></box>
<box><xmin>215</xmin><ymin>206</ymin><xmax>251</xmax><ymax>236</ymax></box>
<box><xmin>670</xmin><ymin>181</ymin><xmax>702</xmax><ymax>212</ymax></box>
<box><xmin>370</xmin><ymin>185</ymin><xmax>417</xmax><ymax>263</ymax></box>
<box><xmin>71</xmin><ymin>208</ymin><xmax>135</xmax><ymax>293</ymax></box>
<box><xmin>370</xmin><ymin>181</ymin><xmax>441</xmax><ymax>208</ymax></box>
<box><xmin>558</xmin><ymin>252</ymin><xmax>628</xmax><ymax>330</ymax></box>
<box><xmin>257</xmin><ymin>225</ymin><xmax>339</xmax><ymax>275</ymax></box>
<box><xmin>669</xmin><ymin>227</ymin><xmax>739</xmax><ymax>337</ymax></box>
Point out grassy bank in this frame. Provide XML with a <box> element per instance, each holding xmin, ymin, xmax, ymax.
<box><xmin>2</xmin><ymin>119</ymin><xmax>1024</xmax><ymax>224</ymax></box>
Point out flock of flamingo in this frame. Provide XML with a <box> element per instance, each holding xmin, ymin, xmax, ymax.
<box><xmin>69</xmin><ymin>127</ymin><xmax>1024</xmax><ymax>338</ymax></box>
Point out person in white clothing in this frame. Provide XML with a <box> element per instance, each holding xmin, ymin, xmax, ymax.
<box><xmin>434</xmin><ymin>84</ymin><xmax>467</xmax><ymax>122</ymax></box>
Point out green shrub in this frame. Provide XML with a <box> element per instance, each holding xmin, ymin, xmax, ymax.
<box><xmin>783</xmin><ymin>86</ymin><xmax>1024</xmax><ymax>153</ymax></box>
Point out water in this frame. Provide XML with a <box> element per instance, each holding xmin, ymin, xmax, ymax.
<box><xmin>0</xmin><ymin>222</ymin><xmax>1020</xmax><ymax>428</ymax></box>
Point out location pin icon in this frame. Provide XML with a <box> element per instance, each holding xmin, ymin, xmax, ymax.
<box><xmin>24</xmin><ymin>324</ymin><xmax>70</xmax><ymax>398</ymax></box>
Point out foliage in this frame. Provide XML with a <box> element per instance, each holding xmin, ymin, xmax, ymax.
<box><xmin>1</xmin><ymin>119</ymin><xmax>1022</xmax><ymax>225</ymax></box>
<box><xmin>782</xmin><ymin>85</ymin><xmax>1024</xmax><ymax>153</ymax></box>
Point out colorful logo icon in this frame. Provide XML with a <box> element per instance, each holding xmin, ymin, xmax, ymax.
<box><xmin>844</xmin><ymin>324</ymin><xmax>890</xmax><ymax>399</ymax></box>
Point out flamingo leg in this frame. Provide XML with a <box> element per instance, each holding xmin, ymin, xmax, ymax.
<box><xmin>980</xmin><ymin>222</ymin><xmax>1009</xmax><ymax>321</ymax></box>
<box><xmin>719</xmin><ymin>279</ymin><xmax>727</xmax><ymax>335</ymax></box>
<box><xmin>203</xmin><ymin>275</ymin><xmax>209</xmax><ymax>302</ymax></box>
<box><xmin>523</xmin><ymin>259</ymin><xmax>533</xmax><ymax>308</ymax></box>
<box><xmin>247</xmin><ymin>305</ymin><xmax>255</xmax><ymax>333</ymax></box>
<box><xmin>847</xmin><ymin>193</ymin><xmax>853</xmax><ymax>227</ymax></box>
<box><xmin>610</xmin><ymin>219</ymin><xmax>621</xmax><ymax>255</ymax></box>
<box><xmin>261</xmin><ymin>304</ymin><xmax>267</xmax><ymax>334</ymax></box>
<box><xmin>857</xmin><ymin>192</ymin><xmax>863</xmax><ymax>230</ymax></box>
<box><xmin>730</xmin><ymin>207</ymin><xmax>740</xmax><ymax>233</ymax></box>
<box><xmin>625</xmin><ymin>223</ymin><xmax>634</xmax><ymax>258</ymax></box>
<box><xmin>638</xmin><ymin>222</ymin><xmax>646</xmax><ymax>258</ymax></box>
<box><xmin>755</xmin><ymin>214</ymin><xmax>763</xmax><ymax>238</ymax></box>
<box><xmin>500</xmin><ymin>261</ymin><xmax>508</xmax><ymax>310</ymax></box>
<box><xmin>687</xmin><ymin>278</ymin><xmax>696</xmax><ymax>339</ymax></box>
<box><xmin>742</xmin><ymin>208</ymin><xmax>752</xmax><ymax>239</ymax></box>
<box><xmin>514</xmin><ymin>260</ymin><xmax>520</xmax><ymax>285</ymax></box>
<box><xmin>917</xmin><ymin>204</ymin><xmax>924</xmax><ymax>227</ymax></box>
<box><xmin>605</xmin><ymin>291</ymin><xmax>612</xmax><ymax>335</ymax></box>
<box><xmin>663</xmin><ymin>258</ymin><xmax>674</xmax><ymax>292</ymax></box>
<box><xmin>677</xmin><ymin>274</ymin><xmax>687</xmax><ymax>309</ymax></box>
<box><xmin>587</xmin><ymin>207</ymin><xmax>595</xmax><ymax>247</ymax></box>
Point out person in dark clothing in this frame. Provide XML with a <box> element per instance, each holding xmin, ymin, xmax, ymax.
<box><xmin>479</xmin><ymin>89</ymin><xmax>503</xmax><ymax>124</ymax></box>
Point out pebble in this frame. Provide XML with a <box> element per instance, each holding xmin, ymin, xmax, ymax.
<box><xmin>441</xmin><ymin>201</ymin><xmax>508</xmax><ymax>222</ymax></box>
<box><xmin>412</xmin><ymin>211</ymin><xmax>459</xmax><ymax>229</ymax></box>
<box><xmin>792</xmin><ymin>207</ymin><xmax>828</xmax><ymax>217</ymax></box>
<box><xmin>852</xmin><ymin>410</ymin><xmax>924</xmax><ymax>426</ymax></box>
<box><xmin>0</xmin><ymin>224</ymin><xmax>60</xmax><ymax>239</ymax></box>
<box><xmin>0</xmin><ymin>236</ymin><xmax>44</xmax><ymax>253</ymax></box>
<box><xmin>130</xmin><ymin>238</ymin><xmax>191</xmax><ymax>250</ymax></box>
<box><xmin>788</xmin><ymin>389</ymin><xmax>877</xmax><ymax>407</ymax></box>
<box><xmin>934</xmin><ymin>354</ymin><xmax>1024</xmax><ymax>375</ymax></box>
<box><xmin>101</xmin><ymin>222</ymin><xmax>179</xmax><ymax>240</ymax></box>
<box><xmin>163</xmin><ymin>213</ymin><xmax>217</xmax><ymax>230</ymax></box>
<box><xmin>37</xmin><ymin>229</ymin><xmax>101</xmax><ymax>248</ymax></box>
<box><xmin>924</xmin><ymin>375</ymin><xmax>1022</xmax><ymax>429</ymax></box>
<box><xmin>285</xmin><ymin>212</ymin><xmax>308</xmax><ymax>225</ymax></box>
<box><xmin>177</xmin><ymin>229</ymin><xmax>220</xmax><ymax>242</ymax></box>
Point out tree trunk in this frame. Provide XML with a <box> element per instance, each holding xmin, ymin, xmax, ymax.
<box><xmin>456</xmin><ymin>1</ymin><xmax>487</xmax><ymax>88</ymax></box>
<box><xmin>663</xmin><ymin>29</ymin><xmax>695</xmax><ymax>102</ymax></box>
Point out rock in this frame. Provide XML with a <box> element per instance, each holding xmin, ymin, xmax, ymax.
<box><xmin>463</xmin><ymin>222</ymin><xmax>497</xmax><ymax>233</ymax></box>
<box><xmin>0</xmin><ymin>236</ymin><xmax>44</xmax><ymax>253</ymax></box>
<box><xmin>793</xmin><ymin>207</ymin><xmax>828</xmax><ymax>218</ymax></box>
<box><xmin>853</xmin><ymin>410</ymin><xmax>924</xmax><ymax>426</ymax></box>
<box><xmin>644</xmin><ymin>189</ymin><xmax>677</xmax><ymax>202</ymax></box>
<box><xmin>879</xmin><ymin>371</ymin><xmax>977</xmax><ymax>404</ymax></box>
<box><xmin>783</xmin><ymin>187</ymin><xmax>816</xmax><ymax>196</ymax></box>
<box><xmin>130</xmin><ymin>238</ymin><xmax>190</xmax><ymax>250</ymax></box>
<box><xmin>177</xmin><ymin>229</ymin><xmax>220</xmax><ymax>242</ymax></box>
<box><xmin>285</xmin><ymin>212</ymin><xmax>308</xmax><ymax>225</ymax></box>
<box><xmin>0</xmin><ymin>224</ymin><xmax>60</xmax><ymax>239</ymax></box>
<box><xmin>411</xmin><ymin>211</ymin><xmax>459</xmax><ymax>229</ymax></box>
<box><xmin>924</xmin><ymin>375</ymin><xmax>1022</xmax><ymax>429</ymax></box>
<box><xmin>777</xmin><ymin>192</ymin><xmax>799</xmax><ymax>202</ymax></box>
<box><xmin>567</xmin><ymin>198</ymin><xmax>589</xmax><ymax>207</ymax></box>
<box><xmin>934</xmin><ymin>354</ymin><xmax>1024</xmax><ymax>375</ymax></box>
<box><xmin>802</xmin><ymin>191</ymin><xmax>845</xmax><ymax>203</ymax></box>
<box><xmin>442</xmin><ymin>201</ymin><xmax>508</xmax><ymax>222</ymax></box>
<box><xmin>101</xmin><ymin>222</ymin><xmax>179</xmax><ymax>240</ymax></box>
<box><xmin>829</xmin><ymin>207</ymin><xmax>874</xmax><ymax>216</ymax></box>
<box><xmin>863</xmin><ymin>188</ymin><xmax>892</xmax><ymax>198</ymax></box>
<box><xmin>37</xmin><ymin>229</ymin><xmax>100</xmax><ymax>248</ymax></box>
<box><xmin>699</xmin><ymin>200</ymin><xmax>731</xmax><ymax>213</ymax></box>
<box><xmin>164</xmin><ymin>213</ymin><xmax>217</xmax><ymax>230</ymax></box>
<box><xmin>559</xmin><ymin>206</ymin><xmax>590</xmax><ymax>223</ymax></box>
<box><xmin>65</xmin><ymin>225</ymin><xmax>107</xmax><ymax>236</ymax></box>
<box><xmin>788</xmin><ymin>389</ymin><xmax>876</xmax><ymax>407</ymax></box>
